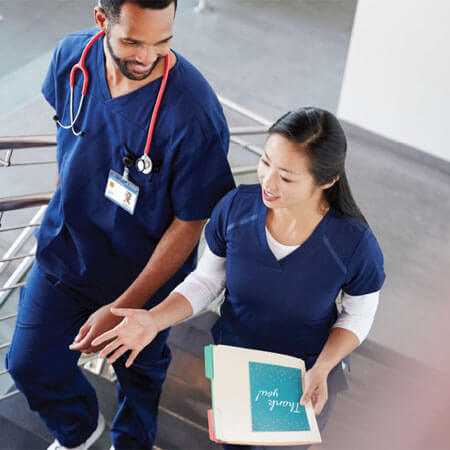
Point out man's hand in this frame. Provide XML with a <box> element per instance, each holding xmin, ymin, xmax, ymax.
<box><xmin>69</xmin><ymin>304</ymin><xmax>122</xmax><ymax>354</ymax></box>
<box><xmin>299</xmin><ymin>365</ymin><xmax>329</xmax><ymax>415</ymax></box>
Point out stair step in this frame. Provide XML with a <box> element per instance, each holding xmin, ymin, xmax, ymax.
<box><xmin>312</xmin><ymin>343</ymin><xmax>448</xmax><ymax>450</ymax></box>
<box><xmin>155</xmin><ymin>408</ymin><xmax>216</xmax><ymax>450</ymax></box>
<box><xmin>0</xmin><ymin>386</ymin><xmax>52</xmax><ymax>443</ymax></box>
<box><xmin>184</xmin><ymin>311</ymin><xmax>219</xmax><ymax>333</ymax></box>
<box><xmin>167</xmin><ymin>311</ymin><xmax>217</xmax><ymax>360</ymax></box>
<box><xmin>168</xmin><ymin>322</ymin><xmax>213</xmax><ymax>361</ymax></box>
<box><xmin>160</xmin><ymin>374</ymin><xmax>211</xmax><ymax>431</ymax></box>
<box><xmin>168</xmin><ymin>344</ymin><xmax>211</xmax><ymax>393</ymax></box>
<box><xmin>0</xmin><ymin>415</ymin><xmax>49</xmax><ymax>450</ymax></box>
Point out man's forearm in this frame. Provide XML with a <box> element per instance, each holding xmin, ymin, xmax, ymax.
<box><xmin>112</xmin><ymin>216</ymin><xmax>207</xmax><ymax>309</ymax></box>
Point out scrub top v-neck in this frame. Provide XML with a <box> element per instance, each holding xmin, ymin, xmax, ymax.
<box><xmin>257</xmin><ymin>203</ymin><xmax>333</xmax><ymax>270</ymax></box>
<box><xmin>96</xmin><ymin>34</ymin><xmax>178</xmax><ymax>112</ymax></box>
<box><xmin>205</xmin><ymin>184</ymin><xmax>385</xmax><ymax>368</ymax></box>
<box><xmin>38</xmin><ymin>28</ymin><xmax>235</xmax><ymax>305</ymax></box>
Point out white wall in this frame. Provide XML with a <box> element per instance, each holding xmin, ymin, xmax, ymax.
<box><xmin>338</xmin><ymin>0</ymin><xmax>450</xmax><ymax>163</ymax></box>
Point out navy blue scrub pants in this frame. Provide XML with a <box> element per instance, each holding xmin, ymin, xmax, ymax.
<box><xmin>5</xmin><ymin>264</ymin><xmax>171</xmax><ymax>449</ymax></box>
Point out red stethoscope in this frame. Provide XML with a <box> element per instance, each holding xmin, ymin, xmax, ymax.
<box><xmin>54</xmin><ymin>30</ymin><xmax>170</xmax><ymax>175</ymax></box>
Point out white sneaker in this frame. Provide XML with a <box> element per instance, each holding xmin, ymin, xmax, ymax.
<box><xmin>47</xmin><ymin>413</ymin><xmax>105</xmax><ymax>450</ymax></box>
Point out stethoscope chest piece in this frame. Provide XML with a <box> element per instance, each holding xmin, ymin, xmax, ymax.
<box><xmin>136</xmin><ymin>154</ymin><xmax>153</xmax><ymax>174</ymax></box>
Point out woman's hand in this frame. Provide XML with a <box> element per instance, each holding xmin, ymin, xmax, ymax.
<box><xmin>299</xmin><ymin>365</ymin><xmax>329</xmax><ymax>415</ymax></box>
<box><xmin>91</xmin><ymin>307</ymin><xmax>159</xmax><ymax>368</ymax></box>
<box><xmin>69</xmin><ymin>303</ymin><xmax>123</xmax><ymax>354</ymax></box>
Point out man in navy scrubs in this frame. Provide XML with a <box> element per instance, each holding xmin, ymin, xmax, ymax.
<box><xmin>5</xmin><ymin>1</ymin><xmax>234</xmax><ymax>449</ymax></box>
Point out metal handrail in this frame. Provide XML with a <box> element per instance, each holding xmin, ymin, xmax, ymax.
<box><xmin>230</xmin><ymin>136</ymin><xmax>263</xmax><ymax>156</ymax></box>
<box><xmin>0</xmin><ymin>223</ymin><xmax>41</xmax><ymax>233</ymax></box>
<box><xmin>229</xmin><ymin>125</ymin><xmax>268</xmax><ymax>135</ymax></box>
<box><xmin>0</xmin><ymin>341</ymin><xmax>11</xmax><ymax>350</ymax></box>
<box><xmin>0</xmin><ymin>135</ymin><xmax>57</xmax><ymax>150</ymax></box>
<box><xmin>0</xmin><ymin>282</ymin><xmax>26</xmax><ymax>292</ymax></box>
<box><xmin>0</xmin><ymin>253</ymin><xmax>36</xmax><ymax>264</ymax></box>
<box><xmin>4</xmin><ymin>161</ymin><xmax>57</xmax><ymax>168</ymax></box>
<box><xmin>232</xmin><ymin>165</ymin><xmax>259</xmax><ymax>175</ymax></box>
<box><xmin>0</xmin><ymin>313</ymin><xmax>16</xmax><ymax>322</ymax></box>
<box><xmin>0</xmin><ymin>193</ymin><xmax>53</xmax><ymax>213</ymax></box>
<box><xmin>0</xmin><ymin>390</ymin><xmax>19</xmax><ymax>400</ymax></box>
<box><xmin>0</xmin><ymin>208</ymin><xmax>45</xmax><ymax>279</ymax></box>
<box><xmin>218</xmin><ymin>95</ymin><xmax>274</xmax><ymax>127</ymax></box>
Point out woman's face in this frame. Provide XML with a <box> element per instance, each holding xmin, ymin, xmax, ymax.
<box><xmin>257</xmin><ymin>133</ymin><xmax>323</xmax><ymax>211</ymax></box>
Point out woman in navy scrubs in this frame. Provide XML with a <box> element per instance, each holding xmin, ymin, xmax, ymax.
<box><xmin>93</xmin><ymin>107</ymin><xmax>386</xmax><ymax>448</ymax></box>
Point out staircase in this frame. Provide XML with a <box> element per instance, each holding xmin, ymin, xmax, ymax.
<box><xmin>0</xmin><ymin>311</ymin><xmax>218</xmax><ymax>450</ymax></box>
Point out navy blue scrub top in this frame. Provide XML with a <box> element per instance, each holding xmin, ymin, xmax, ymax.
<box><xmin>37</xmin><ymin>29</ymin><xmax>235</xmax><ymax>305</ymax></box>
<box><xmin>205</xmin><ymin>185</ymin><xmax>385</xmax><ymax>369</ymax></box>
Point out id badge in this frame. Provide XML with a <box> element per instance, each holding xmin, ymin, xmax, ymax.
<box><xmin>105</xmin><ymin>170</ymin><xmax>139</xmax><ymax>215</ymax></box>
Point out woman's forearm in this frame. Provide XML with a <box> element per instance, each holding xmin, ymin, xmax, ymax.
<box><xmin>150</xmin><ymin>292</ymin><xmax>194</xmax><ymax>332</ymax></box>
<box><xmin>313</xmin><ymin>327</ymin><xmax>360</xmax><ymax>374</ymax></box>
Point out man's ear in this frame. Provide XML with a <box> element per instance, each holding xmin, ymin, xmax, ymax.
<box><xmin>94</xmin><ymin>6</ymin><xmax>108</xmax><ymax>31</ymax></box>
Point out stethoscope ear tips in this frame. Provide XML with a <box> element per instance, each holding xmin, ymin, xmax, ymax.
<box><xmin>53</xmin><ymin>115</ymin><xmax>59</xmax><ymax>122</ymax></box>
<box><xmin>80</xmin><ymin>131</ymin><xmax>85</xmax><ymax>137</ymax></box>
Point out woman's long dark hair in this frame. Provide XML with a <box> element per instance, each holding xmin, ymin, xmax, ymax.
<box><xmin>269</xmin><ymin>107</ymin><xmax>368</xmax><ymax>226</ymax></box>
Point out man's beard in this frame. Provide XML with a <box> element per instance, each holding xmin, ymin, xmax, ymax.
<box><xmin>106</xmin><ymin>31</ymin><xmax>161</xmax><ymax>81</ymax></box>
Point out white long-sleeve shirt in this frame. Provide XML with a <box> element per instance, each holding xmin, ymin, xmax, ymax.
<box><xmin>174</xmin><ymin>227</ymin><xmax>379</xmax><ymax>344</ymax></box>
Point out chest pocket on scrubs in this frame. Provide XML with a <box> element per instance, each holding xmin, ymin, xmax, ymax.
<box><xmin>128</xmin><ymin>168</ymin><xmax>161</xmax><ymax>212</ymax></box>
<box><xmin>119</xmin><ymin>143</ymin><xmax>162</xmax><ymax>212</ymax></box>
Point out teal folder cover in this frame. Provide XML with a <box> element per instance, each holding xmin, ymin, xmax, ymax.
<box><xmin>249</xmin><ymin>361</ymin><xmax>310</xmax><ymax>432</ymax></box>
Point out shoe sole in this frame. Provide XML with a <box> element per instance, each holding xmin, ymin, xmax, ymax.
<box><xmin>85</xmin><ymin>414</ymin><xmax>105</xmax><ymax>449</ymax></box>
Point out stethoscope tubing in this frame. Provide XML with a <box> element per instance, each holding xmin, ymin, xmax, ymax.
<box><xmin>144</xmin><ymin>52</ymin><xmax>170</xmax><ymax>156</ymax></box>
<box><xmin>56</xmin><ymin>30</ymin><xmax>105</xmax><ymax>135</ymax></box>
<box><xmin>55</xmin><ymin>29</ymin><xmax>170</xmax><ymax>172</ymax></box>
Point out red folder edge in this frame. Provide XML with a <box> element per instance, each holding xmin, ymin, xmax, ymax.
<box><xmin>208</xmin><ymin>409</ymin><xmax>224</xmax><ymax>443</ymax></box>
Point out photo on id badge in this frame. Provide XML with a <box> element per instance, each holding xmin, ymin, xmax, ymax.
<box><xmin>124</xmin><ymin>191</ymin><xmax>132</xmax><ymax>206</ymax></box>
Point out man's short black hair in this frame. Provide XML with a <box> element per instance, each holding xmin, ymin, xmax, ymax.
<box><xmin>99</xmin><ymin>0</ymin><xmax>177</xmax><ymax>23</ymax></box>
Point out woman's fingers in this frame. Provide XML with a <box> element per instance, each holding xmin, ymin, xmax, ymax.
<box><xmin>300</xmin><ymin>374</ymin><xmax>315</xmax><ymax>406</ymax></box>
<box><xmin>107</xmin><ymin>345</ymin><xmax>130</xmax><ymax>365</ymax></box>
<box><xmin>98</xmin><ymin>338</ymin><xmax>122</xmax><ymax>360</ymax></box>
<box><xmin>92</xmin><ymin>327</ymin><xmax>120</xmax><ymax>347</ymax></box>
<box><xmin>300</xmin><ymin>390</ymin><xmax>311</xmax><ymax>406</ymax></box>
<box><xmin>313</xmin><ymin>391</ymin><xmax>327</xmax><ymax>415</ymax></box>
<box><xmin>125</xmin><ymin>349</ymin><xmax>140</xmax><ymax>368</ymax></box>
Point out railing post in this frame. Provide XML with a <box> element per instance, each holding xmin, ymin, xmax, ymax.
<box><xmin>0</xmin><ymin>207</ymin><xmax>46</xmax><ymax>277</ymax></box>
<box><xmin>0</xmin><ymin>149</ymin><xmax>13</xmax><ymax>167</ymax></box>
<box><xmin>194</xmin><ymin>0</ymin><xmax>209</xmax><ymax>13</ymax></box>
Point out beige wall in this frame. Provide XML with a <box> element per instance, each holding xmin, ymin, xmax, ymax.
<box><xmin>338</xmin><ymin>0</ymin><xmax>450</xmax><ymax>163</ymax></box>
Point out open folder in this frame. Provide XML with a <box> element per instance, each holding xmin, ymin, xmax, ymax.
<box><xmin>204</xmin><ymin>344</ymin><xmax>322</xmax><ymax>446</ymax></box>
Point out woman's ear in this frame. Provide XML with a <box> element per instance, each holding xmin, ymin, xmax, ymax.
<box><xmin>321</xmin><ymin>175</ymin><xmax>340</xmax><ymax>191</ymax></box>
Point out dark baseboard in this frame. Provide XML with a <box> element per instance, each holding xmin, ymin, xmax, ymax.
<box><xmin>341</xmin><ymin>120</ymin><xmax>450</xmax><ymax>176</ymax></box>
